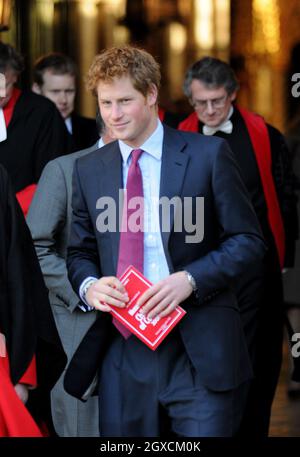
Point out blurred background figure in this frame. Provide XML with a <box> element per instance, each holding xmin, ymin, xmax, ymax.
<box><xmin>27</xmin><ymin>111</ymin><xmax>114</xmax><ymax>437</ymax></box>
<box><xmin>32</xmin><ymin>53</ymin><xmax>98</xmax><ymax>152</ymax></box>
<box><xmin>284</xmin><ymin>106</ymin><xmax>300</xmax><ymax>396</ymax></box>
<box><xmin>0</xmin><ymin>163</ymin><xmax>66</xmax><ymax>436</ymax></box>
<box><xmin>179</xmin><ymin>56</ymin><xmax>298</xmax><ymax>437</ymax></box>
<box><xmin>0</xmin><ymin>42</ymin><xmax>70</xmax><ymax>215</ymax></box>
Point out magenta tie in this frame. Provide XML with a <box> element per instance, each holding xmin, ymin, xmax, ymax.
<box><xmin>114</xmin><ymin>149</ymin><xmax>144</xmax><ymax>338</ymax></box>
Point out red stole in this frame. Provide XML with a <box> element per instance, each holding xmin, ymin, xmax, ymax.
<box><xmin>3</xmin><ymin>88</ymin><xmax>37</xmax><ymax>215</ymax></box>
<box><xmin>0</xmin><ymin>350</ymin><xmax>41</xmax><ymax>437</ymax></box>
<box><xmin>178</xmin><ymin>108</ymin><xmax>285</xmax><ymax>267</ymax></box>
<box><xmin>3</xmin><ymin>87</ymin><xmax>21</xmax><ymax>127</ymax></box>
<box><xmin>16</xmin><ymin>184</ymin><xmax>37</xmax><ymax>216</ymax></box>
<box><xmin>178</xmin><ymin>111</ymin><xmax>198</xmax><ymax>132</ymax></box>
<box><xmin>18</xmin><ymin>355</ymin><xmax>37</xmax><ymax>387</ymax></box>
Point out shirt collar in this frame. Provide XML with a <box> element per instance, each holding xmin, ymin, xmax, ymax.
<box><xmin>98</xmin><ymin>137</ymin><xmax>104</xmax><ymax>148</ymax></box>
<box><xmin>118</xmin><ymin>118</ymin><xmax>163</xmax><ymax>164</ymax></box>
<box><xmin>65</xmin><ymin>116</ymin><xmax>72</xmax><ymax>134</ymax></box>
<box><xmin>227</xmin><ymin>105</ymin><xmax>234</xmax><ymax>121</ymax></box>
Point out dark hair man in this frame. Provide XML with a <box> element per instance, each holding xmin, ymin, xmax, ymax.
<box><xmin>32</xmin><ymin>53</ymin><xmax>98</xmax><ymax>151</ymax></box>
<box><xmin>179</xmin><ymin>56</ymin><xmax>298</xmax><ymax>436</ymax></box>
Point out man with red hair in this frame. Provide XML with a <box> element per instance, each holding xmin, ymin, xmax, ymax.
<box><xmin>66</xmin><ymin>46</ymin><xmax>266</xmax><ymax>437</ymax></box>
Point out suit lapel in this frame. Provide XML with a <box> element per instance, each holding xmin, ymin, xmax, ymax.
<box><xmin>160</xmin><ymin>127</ymin><xmax>189</xmax><ymax>266</ymax></box>
<box><xmin>97</xmin><ymin>129</ymin><xmax>189</xmax><ymax>274</ymax></box>
<box><xmin>98</xmin><ymin>141</ymin><xmax>123</xmax><ymax>273</ymax></box>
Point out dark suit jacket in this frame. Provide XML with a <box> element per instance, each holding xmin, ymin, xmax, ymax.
<box><xmin>70</xmin><ymin>114</ymin><xmax>99</xmax><ymax>152</ymax></box>
<box><xmin>66</xmin><ymin>125</ymin><xmax>266</xmax><ymax>393</ymax></box>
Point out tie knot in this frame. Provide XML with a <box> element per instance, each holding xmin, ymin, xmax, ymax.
<box><xmin>131</xmin><ymin>148</ymin><xmax>143</xmax><ymax>165</ymax></box>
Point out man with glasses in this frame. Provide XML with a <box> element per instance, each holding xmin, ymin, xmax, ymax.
<box><xmin>179</xmin><ymin>56</ymin><xmax>298</xmax><ymax>437</ymax></box>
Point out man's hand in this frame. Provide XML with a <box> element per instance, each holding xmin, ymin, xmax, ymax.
<box><xmin>85</xmin><ymin>276</ymin><xmax>129</xmax><ymax>312</ymax></box>
<box><xmin>137</xmin><ymin>271</ymin><xmax>193</xmax><ymax>320</ymax></box>
<box><xmin>14</xmin><ymin>383</ymin><xmax>29</xmax><ymax>404</ymax></box>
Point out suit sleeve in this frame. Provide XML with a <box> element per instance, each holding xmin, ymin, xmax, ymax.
<box><xmin>185</xmin><ymin>140</ymin><xmax>267</xmax><ymax>304</ymax></box>
<box><xmin>27</xmin><ymin>160</ymin><xmax>81</xmax><ymax>312</ymax></box>
<box><xmin>67</xmin><ymin>159</ymin><xmax>102</xmax><ymax>295</ymax></box>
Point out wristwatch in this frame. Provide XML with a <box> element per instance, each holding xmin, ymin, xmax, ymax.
<box><xmin>184</xmin><ymin>270</ymin><xmax>197</xmax><ymax>292</ymax></box>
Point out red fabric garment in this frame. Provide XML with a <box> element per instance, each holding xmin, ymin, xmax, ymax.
<box><xmin>0</xmin><ymin>354</ymin><xmax>42</xmax><ymax>437</ymax></box>
<box><xmin>158</xmin><ymin>107</ymin><xmax>165</xmax><ymax>122</ymax></box>
<box><xmin>3</xmin><ymin>87</ymin><xmax>21</xmax><ymax>127</ymax></box>
<box><xmin>237</xmin><ymin>106</ymin><xmax>285</xmax><ymax>268</ymax></box>
<box><xmin>18</xmin><ymin>355</ymin><xmax>37</xmax><ymax>388</ymax></box>
<box><xmin>16</xmin><ymin>184</ymin><xmax>37</xmax><ymax>216</ymax></box>
<box><xmin>178</xmin><ymin>108</ymin><xmax>285</xmax><ymax>267</ymax></box>
<box><xmin>178</xmin><ymin>111</ymin><xmax>198</xmax><ymax>132</ymax></box>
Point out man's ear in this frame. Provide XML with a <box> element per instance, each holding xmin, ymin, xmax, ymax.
<box><xmin>32</xmin><ymin>82</ymin><xmax>42</xmax><ymax>94</ymax></box>
<box><xmin>147</xmin><ymin>83</ymin><xmax>158</xmax><ymax>107</ymax></box>
<box><xmin>230</xmin><ymin>90</ymin><xmax>237</xmax><ymax>102</ymax></box>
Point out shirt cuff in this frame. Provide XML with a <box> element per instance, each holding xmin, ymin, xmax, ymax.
<box><xmin>79</xmin><ymin>276</ymin><xmax>98</xmax><ymax>310</ymax></box>
<box><xmin>78</xmin><ymin>303</ymin><xmax>94</xmax><ymax>312</ymax></box>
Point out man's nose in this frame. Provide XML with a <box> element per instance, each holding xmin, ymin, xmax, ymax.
<box><xmin>110</xmin><ymin>103</ymin><xmax>122</xmax><ymax>119</ymax></box>
<box><xmin>59</xmin><ymin>91</ymin><xmax>68</xmax><ymax>104</ymax></box>
<box><xmin>206</xmin><ymin>101</ymin><xmax>215</xmax><ymax>115</ymax></box>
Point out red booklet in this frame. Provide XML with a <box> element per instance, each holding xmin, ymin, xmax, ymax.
<box><xmin>110</xmin><ymin>266</ymin><xmax>186</xmax><ymax>350</ymax></box>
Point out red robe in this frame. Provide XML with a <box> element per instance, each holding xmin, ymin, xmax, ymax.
<box><xmin>0</xmin><ymin>352</ymin><xmax>42</xmax><ymax>437</ymax></box>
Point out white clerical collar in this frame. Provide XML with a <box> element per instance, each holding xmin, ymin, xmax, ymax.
<box><xmin>227</xmin><ymin>105</ymin><xmax>234</xmax><ymax>121</ymax></box>
<box><xmin>0</xmin><ymin>109</ymin><xmax>7</xmax><ymax>142</ymax></box>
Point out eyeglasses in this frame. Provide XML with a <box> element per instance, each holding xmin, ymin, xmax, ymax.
<box><xmin>191</xmin><ymin>94</ymin><xmax>228</xmax><ymax>111</ymax></box>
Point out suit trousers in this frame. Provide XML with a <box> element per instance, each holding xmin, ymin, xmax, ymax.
<box><xmin>98</xmin><ymin>328</ymin><xmax>249</xmax><ymax>437</ymax></box>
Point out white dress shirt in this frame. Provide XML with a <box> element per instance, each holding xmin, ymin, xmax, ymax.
<box><xmin>79</xmin><ymin>119</ymin><xmax>170</xmax><ymax>308</ymax></box>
